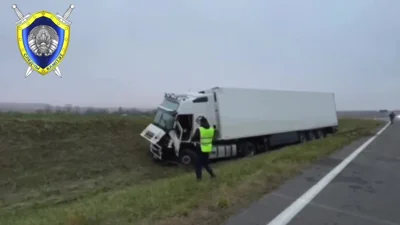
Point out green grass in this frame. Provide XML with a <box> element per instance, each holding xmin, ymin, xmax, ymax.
<box><xmin>0</xmin><ymin>113</ymin><xmax>182</xmax><ymax>214</ymax></box>
<box><xmin>0</xmin><ymin>115</ymin><xmax>384</xmax><ymax>225</ymax></box>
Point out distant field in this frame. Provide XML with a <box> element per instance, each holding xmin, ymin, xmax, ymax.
<box><xmin>0</xmin><ymin>113</ymin><xmax>384</xmax><ymax>225</ymax></box>
<box><xmin>337</xmin><ymin>110</ymin><xmax>391</xmax><ymax>119</ymax></box>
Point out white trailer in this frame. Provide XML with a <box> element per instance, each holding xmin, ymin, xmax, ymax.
<box><xmin>140</xmin><ymin>87</ymin><xmax>338</xmax><ymax>165</ymax></box>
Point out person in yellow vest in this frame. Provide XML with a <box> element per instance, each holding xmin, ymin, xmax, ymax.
<box><xmin>192</xmin><ymin>116</ymin><xmax>216</xmax><ymax>180</ymax></box>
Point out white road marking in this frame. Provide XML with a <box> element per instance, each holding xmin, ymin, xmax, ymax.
<box><xmin>266</xmin><ymin>122</ymin><xmax>391</xmax><ymax>225</ymax></box>
<box><xmin>271</xmin><ymin>192</ymin><xmax>400</xmax><ymax>225</ymax></box>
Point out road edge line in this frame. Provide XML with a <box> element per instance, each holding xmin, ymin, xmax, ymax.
<box><xmin>266</xmin><ymin>122</ymin><xmax>391</xmax><ymax>225</ymax></box>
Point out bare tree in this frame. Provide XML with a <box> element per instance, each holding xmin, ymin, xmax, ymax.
<box><xmin>44</xmin><ymin>104</ymin><xmax>52</xmax><ymax>113</ymax></box>
<box><xmin>74</xmin><ymin>106</ymin><xmax>80</xmax><ymax>114</ymax></box>
<box><xmin>65</xmin><ymin>104</ymin><xmax>73</xmax><ymax>113</ymax></box>
<box><xmin>55</xmin><ymin>106</ymin><xmax>62</xmax><ymax>113</ymax></box>
<box><xmin>85</xmin><ymin>107</ymin><xmax>95</xmax><ymax>114</ymax></box>
<box><xmin>118</xmin><ymin>106</ymin><xmax>123</xmax><ymax>114</ymax></box>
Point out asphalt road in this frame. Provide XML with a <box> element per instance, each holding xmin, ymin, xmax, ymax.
<box><xmin>223</xmin><ymin>118</ymin><xmax>399</xmax><ymax>225</ymax></box>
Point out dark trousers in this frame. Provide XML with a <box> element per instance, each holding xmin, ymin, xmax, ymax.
<box><xmin>195</xmin><ymin>150</ymin><xmax>215</xmax><ymax>180</ymax></box>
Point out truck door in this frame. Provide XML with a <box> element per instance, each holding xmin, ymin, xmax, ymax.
<box><xmin>169</xmin><ymin>120</ymin><xmax>183</xmax><ymax>156</ymax></box>
<box><xmin>176</xmin><ymin>114</ymin><xmax>193</xmax><ymax>141</ymax></box>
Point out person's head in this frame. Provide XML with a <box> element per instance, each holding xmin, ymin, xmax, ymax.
<box><xmin>199</xmin><ymin>116</ymin><xmax>210</xmax><ymax>128</ymax></box>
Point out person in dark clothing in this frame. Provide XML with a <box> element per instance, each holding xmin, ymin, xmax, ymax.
<box><xmin>390</xmin><ymin>111</ymin><xmax>396</xmax><ymax>124</ymax></box>
<box><xmin>191</xmin><ymin>116</ymin><xmax>216</xmax><ymax>180</ymax></box>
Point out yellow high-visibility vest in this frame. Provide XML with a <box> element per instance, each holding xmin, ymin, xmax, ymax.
<box><xmin>199</xmin><ymin>127</ymin><xmax>215</xmax><ymax>153</ymax></box>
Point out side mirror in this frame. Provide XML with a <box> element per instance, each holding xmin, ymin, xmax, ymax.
<box><xmin>195</xmin><ymin>116</ymin><xmax>203</xmax><ymax>124</ymax></box>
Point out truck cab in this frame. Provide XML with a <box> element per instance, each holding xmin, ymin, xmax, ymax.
<box><xmin>140</xmin><ymin>91</ymin><xmax>217</xmax><ymax>165</ymax></box>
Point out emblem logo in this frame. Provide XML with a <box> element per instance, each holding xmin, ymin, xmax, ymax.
<box><xmin>11</xmin><ymin>4</ymin><xmax>75</xmax><ymax>78</ymax></box>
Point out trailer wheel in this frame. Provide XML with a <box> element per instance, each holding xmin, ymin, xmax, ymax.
<box><xmin>316</xmin><ymin>130</ymin><xmax>325</xmax><ymax>139</ymax></box>
<box><xmin>239</xmin><ymin>141</ymin><xmax>257</xmax><ymax>157</ymax></box>
<box><xmin>299</xmin><ymin>132</ymin><xmax>307</xmax><ymax>143</ymax></box>
<box><xmin>179</xmin><ymin>149</ymin><xmax>197</xmax><ymax>166</ymax></box>
<box><xmin>307</xmin><ymin>131</ymin><xmax>316</xmax><ymax>141</ymax></box>
<box><xmin>261</xmin><ymin>137</ymin><xmax>270</xmax><ymax>152</ymax></box>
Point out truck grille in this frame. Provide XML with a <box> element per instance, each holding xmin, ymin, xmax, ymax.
<box><xmin>144</xmin><ymin>131</ymin><xmax>155</xmax><ymax>139</ymax></box>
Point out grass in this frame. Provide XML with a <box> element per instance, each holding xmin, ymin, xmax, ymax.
<box><xmin>0</xmin><ymin>114</ymin><xmax>384</xmax><ymax>225</ymax></box>
<box><xmin>0</xmin><ymin>113</ymin><xmax>182</xmax><ymax>214</ymax></box>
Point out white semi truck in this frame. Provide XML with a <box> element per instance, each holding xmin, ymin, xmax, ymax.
<box><xmin>140</xmin><ymin>87</ymin><xmax>338</xmax><ymax>165</ymax></box>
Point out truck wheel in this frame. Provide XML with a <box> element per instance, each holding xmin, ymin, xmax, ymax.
<box><xmin>179</xmin><ymin>149</ymin><xmax>197</xmax><ymax>166</ymax></box>
<box><xmin>299</xmin><ymin>132</ymin><xmax>307</xmax><ymax>143</ymax></box>
<box><xmin>239</xmin><ymin>141</ymin><xmax>257</xmax><ymax>157</ymax></box>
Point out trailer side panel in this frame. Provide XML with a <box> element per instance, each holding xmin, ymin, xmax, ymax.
<box><xmin>213</xmin><ymin>87</ymin><xmax>338</xmax><ymax>140</ymax></box>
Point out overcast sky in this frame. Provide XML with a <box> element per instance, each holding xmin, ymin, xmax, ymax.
<box><xmin>1</xmin><ymin>0</ymin><xmax>399</xmax><ymax>110</ymax></box>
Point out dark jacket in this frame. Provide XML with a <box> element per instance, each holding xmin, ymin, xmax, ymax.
<box><xmin>390</xmin><ymin>112</ymin><xmax>395</xmax><ymax>119</ymax></box>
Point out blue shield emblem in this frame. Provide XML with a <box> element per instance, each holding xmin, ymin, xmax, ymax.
<box><xmin>16</xmin><ymin>11</ymin><xmax>70</xmax><ymax>76</ymax></box>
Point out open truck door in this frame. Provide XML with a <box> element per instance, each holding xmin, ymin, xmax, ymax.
<box><xmin>169</xmin><ymin>121</ymin><xmax>183</xmax><ymax>157</ymax></box>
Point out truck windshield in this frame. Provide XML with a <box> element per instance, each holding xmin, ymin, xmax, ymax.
<box><xmin>153</xmin><ymin>99</ymin><xmax>179</xmax><ymax>130</ymax></box>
